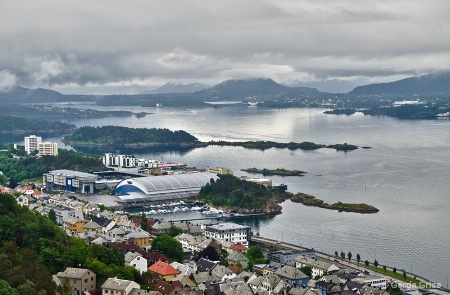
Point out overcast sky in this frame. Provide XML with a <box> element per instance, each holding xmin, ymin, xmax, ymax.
<box><xmin>1</xmin><ymin>0</ymin><xmax>450</xmax><ymax>93</ymax></box>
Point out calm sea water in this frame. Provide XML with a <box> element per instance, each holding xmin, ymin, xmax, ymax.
<box><xmin>7</xmin><ymin>104</ymin><xmax>450</xmax><ymax>284</ymax></box>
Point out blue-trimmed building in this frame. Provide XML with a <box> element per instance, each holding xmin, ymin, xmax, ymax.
<box><xmin>43</xmin><ymin>169</ymin><xmax>99</xmax><ymax>193</ymax></box>
<box><xmin>114</xmin><ymin>172</ymin><xmax>219</xmax><ymax>203</ymax></box>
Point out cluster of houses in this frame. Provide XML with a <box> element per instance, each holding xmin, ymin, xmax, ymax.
<box><xmin>5</xmin><ymin>184</ymin><xmax>411</xmax><ymax>295</ymax></box>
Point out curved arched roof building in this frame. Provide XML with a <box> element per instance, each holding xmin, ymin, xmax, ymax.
<box><xmin>114</xmin><ymin>172</ymin><xmax>219</xmax><ymax>203</ymax></box>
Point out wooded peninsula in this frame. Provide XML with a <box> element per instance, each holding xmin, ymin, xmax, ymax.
<box><xmin>62</xmin><ymin>125</ymin><xmax>361</xmax><ymax>152</ymax></box>
<box><xmin>241</xmin><ymin>168</ymin><xmax>307</xmax><ymax>176</ymax></box>
<box><xmin>195</xmin><ymin>174</ymin><xmax>379</xmax><ymax>215</ymax></box>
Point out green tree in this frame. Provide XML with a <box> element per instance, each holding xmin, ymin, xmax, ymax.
<box><xmin>403</xmin><ymin>270</ymin><xmax>407</xmax><ymax>279</ymax></box>
<box><xmin>300</xmin><ymin>266</ymin><xmax>312</xmax><ymax>277</ymax></box>
<box><xmin>0</xmin><ymin>279</ymin><xmax>18</xmax><ymax>295</ymax></box>
<box><xmin>356</xmin><ymin>253</ymin><xmax>361</xmax><ymax>264</ymax></box>
<box><xmin>374</xmin><ymin>260</ymin><xmax>378</xmax><ymax>268</ymax></box>
<box><xmin>150</xmin><ymin>234</ymin><xmax>184</xmax><ymax>262</ymax></box>
<box><xmin>247</xmin><ymin>246</ymin><xmax>265</xmax><ymax>261</ymax></box>
<box><xmin>393</xmin><ymin>267</ymin><xmax>397</xmax><ymax>273</ymax></box>
<box><xmin>335</xmin><ymin>251</ymin><xmax>338</xmax><ymax>257</ymax></box>
<box><xmin>347</xmin><ymin>251</ymin><xmax>352</xmax><ymax>261</ymax></box>
<box><xmin>57</xmin><ymin>279</ymin><xmax>74</xmax><ymax>295</ymax></box>
<box><xmin>364</xmin><ymin>260</ymin><xmax>369</xmax><ymax>267</ymax></box>
<box><xmin>166</xmin><ymin>226</ymin><xmax>183</xmax><ymax>237</ymax></box>
<box><xmin>48</xmin><ymin>209</ymin><xmax>57</xmax><ymax>225</ymax></box>
<box><xmin>246</xmin><ymin>245</ymin><xmax>267</xmax><ymax>265</ymax></box>
<box><xmin>340</xmin><ymin>251</ymin><xmax>345</xmax><ymax>259</ymax></box>
<box><xmin>383</xmin><ymin>265</ymin><xmax>387</xmax><ymax>272</ymax></box>
<box><xmin>140</xmin><ymin>213</ymin><xmax>148</xmax><ymax>231</ymax></box>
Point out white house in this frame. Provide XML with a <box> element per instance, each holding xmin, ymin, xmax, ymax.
<box><xmin>364</xmin><ymin>275</ymin><xmax>387</xmax><ymax>289</ymax></box>
<box><xmin>204</xmin><ymin>222</ymin><xmax>250</xmax><ymax>246</ymax></box>
<box><xmin>124</xmin><ymin>252</ymin><xmax>147</xmax><ymax>274</ymax></box>
<box><xmin>295</xmin><ymin>256</ymin><xmax>339</xmax><ymax>278</ymax></box>
<box><xmin>101</xmin><ymin>277</ymin><xmax>140</xmax><ymax>295</ymax></box>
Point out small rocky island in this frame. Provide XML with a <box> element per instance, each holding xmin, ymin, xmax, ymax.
<box><xmin>290</xmin><ymin>193</ymin><xmax>379</xmax><ymax>214</ymax></box>
<box><xmin>241</xmin><ymin>168</ymin><xmax>307</xmax><ymax>176</ymax></box>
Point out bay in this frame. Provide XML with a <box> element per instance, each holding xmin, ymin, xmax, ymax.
<box><xmin>5</xmin><ymin>103</ymin><xmax>450</xmax><ymax>285</ymax></box>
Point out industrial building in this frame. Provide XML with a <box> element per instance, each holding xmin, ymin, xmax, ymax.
<box><xmin>43</xmin><ymin>169</ymin><xmax>100</xmax><ymax>193</ymax></box>
<box><xmin>114</xmin><ymin>172</ymin><xmax>219</xmax><ymax>203</ymax></box>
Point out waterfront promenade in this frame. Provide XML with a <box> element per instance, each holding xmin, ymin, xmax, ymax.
<box><xmin>250</xmin><ymin>236</ymin><xmax>446</xmax><ymax>291</ymax></box>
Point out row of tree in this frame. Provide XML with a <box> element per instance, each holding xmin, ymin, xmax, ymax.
<box><xmin>335</xmin><ymin>250</ymin><xmax>407</xmax><ymax>278</ymax></box>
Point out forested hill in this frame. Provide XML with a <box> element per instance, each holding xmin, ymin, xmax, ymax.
<box><xmin>350</xmin><ymin>72</ymin><xmax>450</xmax><ymax>95</ymax></box>
<box><xmin>0</xmin><ymin>193</ymin><xmax>147</xmax><ymax>294</ymax></box>
<box><xmin>0</xmin><ymin>115</ymin><xmax>76</xmax><ymax>134</ymax></box>
<box><xmin>196</xmin><ymin>174</ymin><xmax>274</xmax><ymax>211</ymax></box>
<box><xmin>63</xmin><ymin>126</ymin><xmax>199</xmax><ymax>146</ymax></box>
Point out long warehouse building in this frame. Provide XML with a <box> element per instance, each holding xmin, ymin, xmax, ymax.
<box><xmin>114</xmin><ymin>172</ymin><xmax>219</xmax><ymax>203</ymax></box>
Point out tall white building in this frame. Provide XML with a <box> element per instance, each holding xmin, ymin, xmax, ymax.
<box><xmin>103</xmin><ymin>153</ymin><xmax>137</xmax><ymax>168</ymax></box>
<box><xmin>24</xmin><ymin>135</ymin><xmax>42</xmax><ymax>155</ymax></box>
<box><xmin>204</xmin><ymin>222</ymin><xmax>251</xmax><ymax>246</ymax></box>
<box><xmin>38</xmin><ymin>142</ymin><xmax>58</xmax><ymax>156</ymax></box>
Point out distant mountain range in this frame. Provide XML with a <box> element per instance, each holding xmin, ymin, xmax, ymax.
<box><xmin>140</xmin><ymin>82</ymin><xmax>208</xmax><ymax>94</ymax></box>
<box><xmin>2</xmin><ymin>73</ymin><xmax>450</xmax><ymax>105</ymax></box>
<box><xmin>350</xmin><ymin>72</ymin><xmax>450</xmax><ymax>95</ymax></box>
<box><xmin>0</xmin><ymin>85</ymin><xmax>64</xmax><ymax>103</ymax></box>
<box><xmin>195</xmin><ymin>78</ymin><xmax>320</xmax><ymax>99</ymax></box>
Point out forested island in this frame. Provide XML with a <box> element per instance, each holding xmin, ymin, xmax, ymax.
<box><xmin>195</xmin><ymin>174</ymin><xmax>283</xmax><ymax>214</ymax></box>
<box><xmin>62</xmin><ymin>126</ymin><xmax>201</xmax><ymax>147</ymax></box>
<box><xmin>0</xmin><ymin>115</ymin><xmax>76</xmax><ymax>135</ymax></box>
<box><xmin>290</xmin><ymin>193</ymin><xmax>379</xmax><ymax>213</ymax></box>
<box><xmin>0</xmin><ymin>104</ymin><xmax>133</xmax><ymax>119</ymax></box>
<box><xmin>324</xmin><ymin>103</ymin><xmax>450</xmax><ymax>119</ymax></box>
<box><xmin>207</xmin><ymin>140</ymin><xmax>359</xmax><ymax>151</ymax></box>
<box><xmin>62</xmin><ymin>126</ymin><xmax>361</xmax><ymax>152</ymax></box>
<box><xmin>241</xmin><ymin>168</ymin><xmax>307</xmax><ymax>176</ymax></box>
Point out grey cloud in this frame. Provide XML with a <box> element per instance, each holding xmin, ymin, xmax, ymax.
<box><xmin>0</xmin><ymin>0</ymin><xmax>449</xmax><ymax>92</ymax></box>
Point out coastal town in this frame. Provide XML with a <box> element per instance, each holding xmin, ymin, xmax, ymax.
<box><xmin>0</xmin><ymin>135</ymin><xmax>447</xmax><ymax>295</ymax></box>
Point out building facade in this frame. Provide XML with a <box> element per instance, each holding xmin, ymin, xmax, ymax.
<box><xmin>267</xmin><ymin>249</ymin><xmax>316</xmax><ymax>266</ymax></box>
<box><xmin>204</xmin><ymin>222</ymin><xmax>251</xmax><ymax>246</ymax></box>
<box><xmin>55</xmin><ymin>267</ymin><xmax>96</xmax><ymax>295</ymax></box>
<box><xmin>206</xmin><ymin>166</ymin><xmax>234</xmax><ymax>175</ymax></box>
<box><xmin>38</xmin><ymin>141</ymin><xmax>58</xmax><ymax>156</ymax></box>
<box><xmin>24</xmin><ymin>135</ymin><xmax>42</xmax><ymax>154</ymax></box>
<box><xmin>43</xmin><ymin>169</ymin><xmax>99</xmax><ymax>193</ymax></box>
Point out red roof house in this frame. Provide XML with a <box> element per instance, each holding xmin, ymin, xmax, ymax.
<box><xmin>148</xmin><ymin>260</ymin><xmax>180</xmax><ymax>280</ymax></box>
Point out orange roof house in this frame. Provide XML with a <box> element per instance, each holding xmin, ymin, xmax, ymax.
<box><xmin>229</xmin><ymin>243</ymin><xmax>247</xmax><ymax>252</ymax></box>
<box><xmin>148</xmin><ymin>260</ymin><xmax>180</xmax><ymax>281</ymax></box>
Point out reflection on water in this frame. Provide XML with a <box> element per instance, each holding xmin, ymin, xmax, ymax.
<box><xmin>2</xmin><ymin>105</ymin><xmax>450</xmax><ymax>284</ymax></box>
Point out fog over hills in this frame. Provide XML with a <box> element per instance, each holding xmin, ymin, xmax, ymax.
<box><xmin>195</xmin><ymin>78</ymin><xmax>320</xmax><ymax>99</ymax></box>
<box><xmin>2</xmin><ymin>73</ymin><xmax>450</xmax><ymax>105</ymax></box>
<box><xmin>350</xmin><ymin>72</ymin><xmax>450</xmax><ymax>95</ymax></box>
<box><xmin>140</xmin><ymin>82</ymin><xmax>208</xmax><ymax>94</ymax></box>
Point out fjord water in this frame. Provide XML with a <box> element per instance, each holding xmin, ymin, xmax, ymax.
<box><xmin>36</xmin><ymin>105</ymin><xmax>450</xmax><ymax>284</ymax></box>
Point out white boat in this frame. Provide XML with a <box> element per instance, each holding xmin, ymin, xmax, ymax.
<box><xmin>248</xmin><ymin>101</ymin><xmax>259</xmax><ymax>106</ymax></box>
<box><xmin>201</xmin><ymin>208</ymin><xmax>224</xmax><ymax>217</ymax></box>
